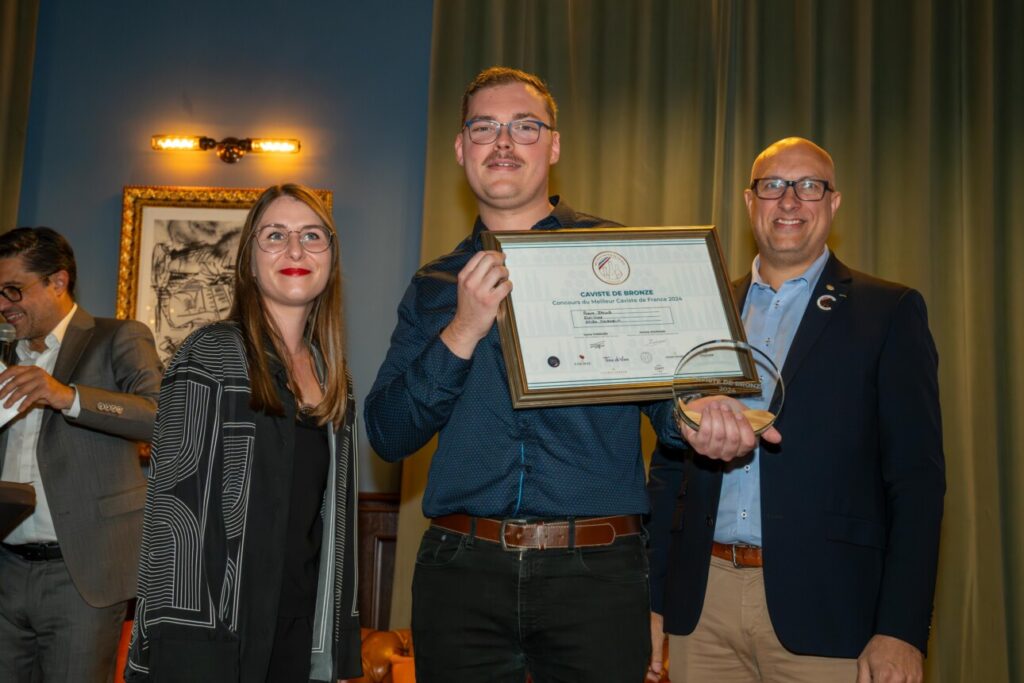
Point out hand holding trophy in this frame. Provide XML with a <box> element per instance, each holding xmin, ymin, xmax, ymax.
<box><xmin>672</xmin><ymin>339</ymin><xmax>784</xmax><ymax>436</ymax></box>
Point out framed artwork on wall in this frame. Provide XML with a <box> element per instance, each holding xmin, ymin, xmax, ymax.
<box><xmin>116</xmin><ymin>185</ymin><xmax>332</xmax><ymax>363</ymax></box>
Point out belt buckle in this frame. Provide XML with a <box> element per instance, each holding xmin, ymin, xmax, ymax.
<box><xmin>499</xmin><ymin>518</ymin><xmax>530</xmax><ymax>551</ymax></box>
<box><xmin>729</xmin><ymin>543</ymin><xmax>759</xmax><ymax>568</ymax></box>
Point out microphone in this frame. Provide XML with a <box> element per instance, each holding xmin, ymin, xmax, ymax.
<box><xmin>0</xmin><ymin>323</ymin><xmax>16</xmax><ymax>367</ymax></box>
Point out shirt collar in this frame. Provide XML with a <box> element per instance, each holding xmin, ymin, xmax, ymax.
<box><xmin>750</xmin><ymin>246</ymin><xmax>831</xmax><ymax>291</ymax></box>
<box><xmin>470</xmin><ymin>195</ymin><xmax>568</xmax><ymax>242</ymax></box>
<box><xmin>16</xmin><ymin>303</ymin><xmax>78</xmax><ymax>357</ymax></box>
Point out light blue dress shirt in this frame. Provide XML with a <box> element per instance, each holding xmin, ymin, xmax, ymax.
<box><xmin>713</xmin><ymin>247</ymin><xmax>830</xmax><ymax>546</ymax></box>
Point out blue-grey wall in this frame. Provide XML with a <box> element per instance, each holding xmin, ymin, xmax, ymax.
<box><xmin>17</xmin><ymin>0</ymin><xmax>435</xmax><ymax>492</ymax></box>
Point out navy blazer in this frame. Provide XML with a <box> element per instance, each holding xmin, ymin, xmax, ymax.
<box><xmin>647</xmin><ymin>254</ymin><xmax>945</xmax><ymax>657</ymax></box>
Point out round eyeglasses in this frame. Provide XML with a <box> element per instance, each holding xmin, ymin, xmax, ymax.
<box><xmin>0</xmin><ymin>278</ymin><xmax>47</xmax><ymax>303</ymax></box>
<box><xmin>463</xmin><ymin>118</ymin><xmax>555</xmax><ymax>145</ymax></box>
<box><xmin>750</xmin><ymin>177</ymin><xmax>834</xmax><ymax>201</ymax></box>
<box><xmin>255</xmin><ymin>225</ymin><xmax>333</xmax><ymax>254</ymax></box>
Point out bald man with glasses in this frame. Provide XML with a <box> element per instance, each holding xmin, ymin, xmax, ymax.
<box><xmin>647</xmin><ymin>138</ymin><xmax>945</xmax><ymax>683</ymax></box>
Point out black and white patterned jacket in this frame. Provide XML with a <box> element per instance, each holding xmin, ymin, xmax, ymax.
<box><xmin>126</xmin><ymin>322</ymin><xmax>360</xmax><ymax>682</ymax></box>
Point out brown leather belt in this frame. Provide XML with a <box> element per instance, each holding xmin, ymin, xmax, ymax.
<box><xmin>712</xmin><ymin>541</ymin><xmax>763</xmax><ymax>568</ymax></box>
<box><xmin>2</xmin><ymin>542</ymin><xmax>63</xmax><ymax>562</ymax></box>
<box><xmin>431</xmin><ymin>514</ymin><xmax>642</xmax><ymax>550</ymax></box>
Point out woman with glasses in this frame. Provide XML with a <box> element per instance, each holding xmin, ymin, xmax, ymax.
<box><xmin>126</xmin><ymin>184</ymin><xmax>361</xmax><ymax>682</ymax></box>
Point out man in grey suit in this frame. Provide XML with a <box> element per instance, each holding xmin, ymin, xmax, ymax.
<box><xmin>0</xmin><ymin>227</ymin><xmax>162</xmax><ymax>682</ymax></box>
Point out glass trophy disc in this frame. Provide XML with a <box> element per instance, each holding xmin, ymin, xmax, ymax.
<box><xmin>671</xmin><ymin>339</ymin><xmax>784</xmax><ymax>436</ymax></box>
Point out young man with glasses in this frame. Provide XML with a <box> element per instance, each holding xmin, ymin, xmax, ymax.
<box><xmin>365</xmin><ymin>67</ymin><xmax>734</xmax><ymax>683</ymax></box>
<box><xmin>647</xmin><ymin>138</ymin><xmax>945</xmax><ymax>682</ymax></box>
<box><xmin>0</xmin><ymin>227</ymin><xmax>163</xmax><ymax>682</ymax></box>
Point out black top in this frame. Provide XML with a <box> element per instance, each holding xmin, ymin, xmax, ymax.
<box><xmin>277</xmin><ymin>410</ymin><xmax>331</xmax><ymax>617</ymax></box>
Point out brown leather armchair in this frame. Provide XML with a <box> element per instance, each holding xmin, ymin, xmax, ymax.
<box><xmin>344</xmin><ymin>627</ymin><xmax>415</xmax><ymax>683</ymax></box>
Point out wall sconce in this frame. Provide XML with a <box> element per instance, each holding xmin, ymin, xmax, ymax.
<box><xmin>151</xmin><ymin>135</ymin><xmax>301</xmax><ymax>163</ymax></box>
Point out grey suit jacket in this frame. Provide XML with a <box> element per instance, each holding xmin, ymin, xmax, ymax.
<box><xmin>0</xmin><ymin>306</ymin><xmax>163</xmax><ymax>607</ymax></box>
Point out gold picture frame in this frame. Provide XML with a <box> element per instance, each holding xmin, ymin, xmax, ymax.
<box><xmin>116</xmin><ymin>185</ymin><xmax>332</xmax><ymax>362</ymax></box>
<box><xmin>480</xmin><ymin>226</ymin><xmax>755</xmax><ymax>408</ymax></box>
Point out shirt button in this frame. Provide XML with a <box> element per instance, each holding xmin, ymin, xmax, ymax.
<box><xmin>741</xmin><ymin>511</ymin><xmax>748</xmax><ymax>519</ymax></box>
<box><xmin>744</xmin><ymin>465</ymin><xmax>750</xmax><ymax>472</ymax></box>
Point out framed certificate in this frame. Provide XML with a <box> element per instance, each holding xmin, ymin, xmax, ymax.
<box><xmin>480</xmin><ymin>226</ymin><xmax>757</xmax><ymax>408</ymax></box>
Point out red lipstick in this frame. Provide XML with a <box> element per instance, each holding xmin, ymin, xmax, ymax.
<box><xmin>279</xmin><ymin>268</ymin><xmax>311</xmax><ymax>276</ymax></box>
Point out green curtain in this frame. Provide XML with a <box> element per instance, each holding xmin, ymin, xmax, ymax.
<box><xmin>391</xmin><ymin>2</ymin><xmax>1022</xmax><ymax>680</ymax></box>
<box><xmin>0</xmin><ymin>0</ymin><xmax>39</xmax><ymax>231</ymax></box>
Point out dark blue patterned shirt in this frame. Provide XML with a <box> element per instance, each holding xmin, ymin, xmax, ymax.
<box><xmin>365</xmin><ymin>198</ymin><xmax>683</xmax><ymax>518</ymax></box>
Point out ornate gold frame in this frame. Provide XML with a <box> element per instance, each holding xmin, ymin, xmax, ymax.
<box><xmin>117</xmin><ymin>186</ymin><xmax>263</xmax><ymax>319</ymax></box>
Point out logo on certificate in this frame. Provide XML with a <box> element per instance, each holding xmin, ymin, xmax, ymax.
<box><xmin>592</xmin><ymin>251</ymin><xmax>630</xmax><ymax>285</ymax></box>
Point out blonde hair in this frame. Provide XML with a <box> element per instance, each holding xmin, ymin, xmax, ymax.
<box><xmin>229</xmin><ymin>183</ymin><xmax>348</xmax><ymax>425</ymax></box>
<box><xmin>461</xmin><ymin>66</ymin><xmax>558</xmax><ymax>129</ymax></box>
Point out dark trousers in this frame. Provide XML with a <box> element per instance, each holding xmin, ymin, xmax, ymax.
<box><xmin>0</xmin><ymin>547</ymin><xmax>126</xmax><ymax>683</ymax></box>
<box><xmin>411</xmin><ymin>525</ymin><xmax>651</xmax><ymax>683</ymax></box>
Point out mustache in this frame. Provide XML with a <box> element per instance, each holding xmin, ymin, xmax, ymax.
<box><xmin>484</xmin><ymin>152</ymin><xmax>524</xmax><ymax>166</ymax></box>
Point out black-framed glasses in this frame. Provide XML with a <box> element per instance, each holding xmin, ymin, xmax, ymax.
<box><xmin>750</xmin><ymin>177</ymin><xmax>834</xmax><ymax>201</ymax></box>
<box><xmin>463</xmin><ymin>118</ymin><xmax>555</xmax><ymax>145</ymax></box>
<box><xmin>0</xmin><ymin>278</ymin><xmax>47</xmax><ymax>303</ymax></box>
<box><xmin>255</xmin><ymin>225</ymin><xmax>333</xmax><ymax>254</ymax></box>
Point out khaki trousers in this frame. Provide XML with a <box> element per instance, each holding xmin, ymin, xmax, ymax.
<box><xmin>668</xmin><ymin>556</ymin><xmax>858</xmax><ymax>682</ymax></box>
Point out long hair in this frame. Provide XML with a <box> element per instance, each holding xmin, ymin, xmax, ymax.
<box><xmin>229</xmin><ymin>184</ymin><xmax>348</xmax><ymax>425</ymax></box>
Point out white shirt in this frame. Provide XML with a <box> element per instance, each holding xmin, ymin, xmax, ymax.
<box><xmin>2</xmin><ymin>304</ymin><xmax>82</xmax><ymax>544</ymax></box>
